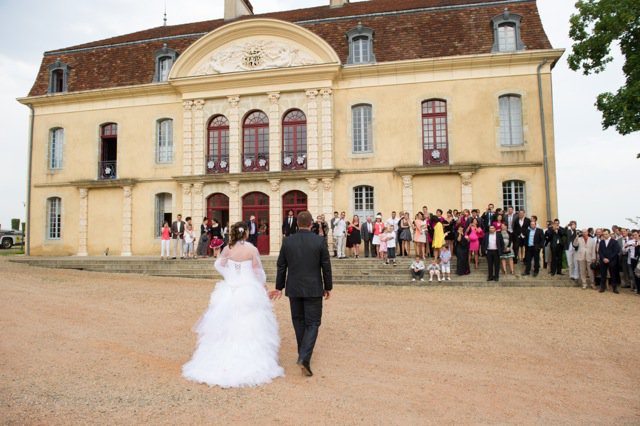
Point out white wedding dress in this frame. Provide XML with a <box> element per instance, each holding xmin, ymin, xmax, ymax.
<box><xmin>182</xmin><ymin>242</ymin><xmax>284</xmax><ymax>388</ymax></box>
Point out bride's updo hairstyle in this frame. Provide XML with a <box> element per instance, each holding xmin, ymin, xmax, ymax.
<box><xmin>229</xmin><ymin>221</ymin><xmax>248</xmax><ymax>247</ymax></box>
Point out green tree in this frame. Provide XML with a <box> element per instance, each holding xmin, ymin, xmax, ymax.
<box><xmin>568</xmin><ymin>0</ymin><xmax>640</xmax><ymax>136</ymax></box>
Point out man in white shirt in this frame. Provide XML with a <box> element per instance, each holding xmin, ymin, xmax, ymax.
<box><xmin>334</xmin><ymin>211</ymin><xmax>347</xmax><ymax>259</ymax></box>
<box><xmin>386</xmin><ymin>211</ymin><xmax>400</xmax><ymax>232</ymax></box>
<box><xmin>361</xmin><ymin>216</ymin><xmax>375</xmax><ymax>258</ymax></box>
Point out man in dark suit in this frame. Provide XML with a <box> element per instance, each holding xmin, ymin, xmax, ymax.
<box><xmin>282</xmin><ymin>209</ymin><xmax>298</xmax><ymax>237</ymax></box>
<box><xmin>482</xmin><ymin>224</ymin><xmax>504</xmax><ymax>281</ymax></box>
<box><xmin>246</xmin><ymin>215</ymin><xmax>258</xmax><ymax>246</ymax></box>
<box><xmin>512</xmin><ymin>209</ymin><xmax>531</xmax><ymax>264</ymax></box>
<box><xmin>271</xmin><ymin>211</ymin><xmax>332</xmax><ymax>377</ymax></box>
<box><xmin>546</xmin><ymin>219</ymin><xmax>565</xmax><ymax>276</ymax></box>
<box><xmin>523</xmin><ymin>219</ymin><xmax>544</xmax><ymax>276</ymax></box>
<box><xmin>361</xmin><ymin>215</ymin><xmax>376</xmax><ymax>258</ymax></box>
<box><xmin>481</xmin><ymin>203</ymin><xmax>495</xmax><ymax>233</ymax></box>
<box><xmin>598</xmin><ymin>229</ymin><xmax>621</xmax><ymax>293</ymax></box>
<box><xmin>170</xmin><ymin>214</ymin><xmax>185</xmax><ymax>259</ymax></box>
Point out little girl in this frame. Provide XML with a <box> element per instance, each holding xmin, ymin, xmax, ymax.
<box><xmin>378</xmin><ymin>226</ymin><xmax>389</xmax><ymax>262</ymax></box>
<box><xmin>439</xmin><ymin>245</ymin><xmax>452</xmax><ymax>281</ymax></box>
<box><xmin>184</xmin><ymin>224</ymin><xmax>195</xmax><ymax>258</ymax></box>
<box><xmin>427</xmin><ymin>259</ymin><xmax>441</xmax><ymax>282</ymax></box>
<box><xmin>382</xmin><ymin>226</ymin><xmax>396</xmax><ymax>265</ymax></box>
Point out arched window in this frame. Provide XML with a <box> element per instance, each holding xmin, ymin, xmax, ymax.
<box><xmin>491</xmin><ymin>10</ymin><xmax>525</xmax><ymax>52</ymax></box>
<box><xmin>242</xmin><ymin>111</ymin><xmax>269</xmax><ymax>172</ymax></box>
<box><xmin>99</xmin><ymin>123</ymin><xmax>118</xmax><ymax>179</ymax></box>
<box><xmin>353</xmin><ymin>185</ymin><xmax>374</xmax><ymax>219</ymax></box>
<box><xmin>207</xmin><ymin>115</ymin><xmax>229</xmax><ymax>174</ymax></box>
<box><xmin>422</xmin><ymin>99</ymin><xmax>449</xmax><ymax>165</ymax></box>
<box><xmin>502</xmin><ymin>180</ymin><xmax>526</xmax><ymax>212</ymax></box>
<box><xmin>156</xmin><ymin>119</ymin><xmax>173</xmax><ymax>163</ymax></box>
<box><xmin>49</xmin><ymin>128</ymin><xmax>64</xmax><ymax>169</ymax></box>
<box><xmin>282</xmin><ymin>109</ymin><xmax>307</xmax><ymax>170</ymax></box>
<box><xmin>48</xmin><ymin>60</ymin><xmax>69</xmax><ymax>93</ymax></box>
<box><xmin>282</xmin><ymin>190</ymin><xmax>308</xmax><ymax>218</ymax></box>
<box><xmin>207</xmin><ymin>193</ymin><xmax>230</xmax><ymax>229</ymax></box>
<box><xmin>153</xmin><ymin>46</ymin><xmax>178</xmax><ymax>82</ymax></box>
<box><xmin>499</xmin><ymin>95</ymin><xmax>523</xmax><ymax>146</ymax></box>
<box><xmin>352</xmin><ymin>104</ymin><xmax>372</xmax><ymax>153</ymax></box>
<box><xmin>347</xmin><ymin>24</ymin><xmax>375</xmax><ymax>64</ymax></box>
<box><xmin>154</xmin><ymin>193</ymin><xmax>172</xmax><ymax>237</ymax></box>
<box><xmin>47</xmin><ymin>197</ymin><xmax>62</xmax><ymax>240</ymax></box>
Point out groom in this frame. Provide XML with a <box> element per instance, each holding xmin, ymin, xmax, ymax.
<box><xmin>271</xmin><ymin>210</ymin><xmax>332</xmax><ymax>377</ymax></box>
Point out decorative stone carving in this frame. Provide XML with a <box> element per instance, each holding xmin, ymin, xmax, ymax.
<box><xmin>402</xmin><ymin>175</ymin><xmax>413</xmax><ymax>189</ymax></box>
<box><xmin>460</xmin><ymin>172</ymin><xmax>473</xmax><ymax>186</ymax></box>
<box><xmin>123</xmin><ymin>186</ymin><xmax>132</xmax><ymax>199</ymax></box>
<box><xmin>193</xmin><ymin>182</ymin><xmax>204</xmax><ymax>196</ymax></box>
<box><xmin>227</xmin><ymin>96</ymin><xmax>240</xmax><ymax>107</ymax></box>
<box><xmin>305</xmin><ymin>89</ymin><xmax>319</xmax><ymax>99</ymax></box>
<box><xmin>307</xmin><ymin>178</ymin><xmax>318</xmax><ymax>191</ymax></box>
<box><xmin>183</xmin><ymin>100</ymin><xmax>194</xmax><ymax>110</ymax></box>
<box><xmin>269</xmin><ymin>179</ymin><xmax>281</xmax><ymax>192</ymax></box>
<box><xmin>267</xmin><ymin>92</ymin><xmax>280</xmax><ymax>104</ymax></box>
<box><xmin>322</xmin><ymin>178</ymin><xmax>333</xmax><ymax>191</ymax></box>
<box><xmin>79</xmin><ymin>188</ymin><xmax>88</xmax><ymax>199</ymax></box>
<box><xmin>182</xmin><ymin>183</ymin><xmax>192</xmax><ymax>195</ymax></box>
<box><xmin>193</xmin><ymin>40</ymin><xmax>318</xmax><ymax>75</ymax></box>
<box><xmin>193</xmin><ymin>99</ymin><xmax>206</xmax><ymax>110</ymax></box>
<box><xmin>320</xmin><ymin>88</ymin><xmax>333</xmax><ymax>98</ymax></box>
<box><xmin>229</xmin><ymin>181</ymin><xmax>239</xmax><ymax>194</ymax></box>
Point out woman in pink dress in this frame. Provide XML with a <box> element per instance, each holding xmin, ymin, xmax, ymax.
<box><xmin>465</xmin><ymin>219</ymin><xmax>484</xmax><ymax>269</ymax></box>
<box><xmin>373</xmin><ymin>215</ymin><xmax>386</xmax><ymax>259</ymax></box>
<box><xmin>413</xmin><ymin>212</ymin><xmax>427</xmax><ymax>259</ymax></box>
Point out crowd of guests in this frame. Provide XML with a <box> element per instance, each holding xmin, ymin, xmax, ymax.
<box><xmin>162</xmin><ymin>206</ymin><xmax>640</xmax><ymax>293</ymax></box>
<box><xmin>301</xmin><ymin>205</ymin><xmax>639</xmax><ymax>290</ymax></box>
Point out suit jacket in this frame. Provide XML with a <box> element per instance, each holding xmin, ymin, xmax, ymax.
<box><xmin>170</xmin><ymin>220</ymin><xmax>185</xmax><ymax>239</ymax></box>
<box><xmin>361</xmin><ymin>221</ymin><xmax>374</xmax><ymax>241</ymax></box>
<box><xmin>524</xmin><ymin>226</ymin><xmax>545</xmax><ymax>250</ymax></box>
<box><xmin>546</xmin><ymin>227</ymin><xmax>565</xmax><ymax>251</ymax></box>
<box><xmin>513</xmin><ymin>217</ymin><xmax>531</xmax><ymax>239</ymax></box>
<box><xmin>599</xmin><ymin>238</ymin><xmax>621</xmax><ymax>264</ymax></box>
<box><xmin>563</xmin><ymin>228</ymin><xmax>578</xmax><ymax>250</ymax></box>
<box><xmin>481</xmin><ymin>232</ymin><xmax>505</xmax><ymax>253</ymax></box>
<box><xmin>573</xmin><ymin>236</ymin><xmax>596</xmax><ymax>262</ymax></box>
<box><xmin>480</xmin><ymin>212</ymin><xmax>494</xmax><ymax>231</ymax></box>
<box><xmin>276</xmin><ymin>230</ymin><xmax>332</xmax><ymax>297</ymax></box>
<box><xmin>282</xmin><ymin>216</ymin><xmax>298</xmax><ymax>236</ymax></box>
<box><xmin>246</xmin><ymin>220</ymin><xmax>258</xmax><ymax>244</ymax></box>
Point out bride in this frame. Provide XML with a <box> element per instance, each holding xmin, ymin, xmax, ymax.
<box><xmin>182</xmin><ymin>222</ymin><xmax>284</xmax><ymax>388</ymax></box>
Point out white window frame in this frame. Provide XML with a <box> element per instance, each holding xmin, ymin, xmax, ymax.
<box><xmin>352</xmin><ymin>104</ymin><xmax>373</xmax><ymax>153</ymax></box>
<box><xmin>491</xmin><ymin>11</ymin><xmax>525</xmax><ymax>53</ymax></box>
<box><xmin>156</xmin><ymin>118</ymin><xmax>173</xmax><ymax>164</ymax></box>
<box><xmin>499</xmin><ymin>95</ymin><xmax>524</xmax><ymax>146</ymax></box>
<box><xmin>354</xmin><ymin>185</ymin><xmax>375</xmax><ymax>220</ymax></box>
<box><xmin>49</xmin><ymin>128</ymin><xmax>64</xmax><ymax>169</ymax></box>
<box><xmin>46</xmin><ymin>197</ymin><xmax>62</xmax><ymax>240</ymax></box>
<box><xmin>154</xmin><ymin>193</ymin><xmax>173</xmax><ymax>238</ymax></box>
<box><xmin>502</xmin><ymin>180</ymin><xmax>526</xmax><ymax>212</ymax></box>
<box><xmin>346</xmin><ymin>24</ymin><xmax>376</xmax><ymax>65</ymax></box>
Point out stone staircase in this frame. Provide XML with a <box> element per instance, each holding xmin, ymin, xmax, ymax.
<box><xmin>10</xmin><ymin>256</ymin><xmax>577</xmax><ymax>287</ymax></box>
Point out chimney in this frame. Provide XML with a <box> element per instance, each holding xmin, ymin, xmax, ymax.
<box><xmin>225</xmin><ymin>0</ymin><xmax>254</xmax><ymax>21</ymax></box>
<box><xmin>330</xmin><ymin>0</ymin><xmax>350</xmax><ymax>7</ymax></box>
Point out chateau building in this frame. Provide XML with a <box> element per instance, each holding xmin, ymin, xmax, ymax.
<box><xmin>20</xmin><ymin>0</ymin><xmax>563</xmax><ymax>256</ymax></box>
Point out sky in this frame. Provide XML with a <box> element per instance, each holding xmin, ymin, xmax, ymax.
<box><xmin>0</xmin><ymin>0</ymin><xmax>638</xmax><ymax>231</ymax></box>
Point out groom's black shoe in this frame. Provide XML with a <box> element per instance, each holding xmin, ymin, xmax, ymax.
<box><xmin>297</xmin><ymin>360</ymin><xmax>313</xmax><ymax>377</ymax></box>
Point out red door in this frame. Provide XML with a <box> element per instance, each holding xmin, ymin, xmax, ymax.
<box><xmin>206</xmin><ymin>193</ymin><xmax>229</xmax><ymax>229</ymax></box>
<box><xmin>282</xmin><ymin>190</ymin><xmax>308</xmax><ymax>218</ymax></box>
<box><xmin>242</xmin><ymin>192</ymin><xmax>269</xmax><ymax>255</ymax></box>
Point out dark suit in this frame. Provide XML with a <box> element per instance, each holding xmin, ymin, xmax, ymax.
<box><xmin>523</xmin><ymin>226</ymin><xmax>544</xmax><ymax>275</ymax></box>
<box><xmin>246</xmin><ymin>220</ymin><xmax>258</xmax><ymax>246</ymax></box>
<box><xmin>512</xmin><ymin>216</ymin><xmax>531</xmax><ymax>263</ymax></box>
<box><xmin>282</xmin><ymin>216</ymin><xmax>298</xmax><ymax>237</ymax></box>
<box><xmin>546</xmin><ymin>227</ymin><xmax>565</xmax><ymax>275</ymax></box>
<box><xmin>482</xmin><ymin>232</ymin><xmax>504</xmax><ymax>281</ymax></box>
<box><xmin>481</xmin><ymin>211</ymin><xmax>494</xmax><ymax>232</ymax></box>
<box><xmin>599</xmin><ymin>238</ymin><xmax>621</xmax><ymax>291</ymax></box>
<box><xmin>361</xmin><ymin>221</ymin><xmax>375</xmax><ymax>257</ymax></box>
<box><xmin>276</xmin><ymin>230</ymin><xmax>333</xmax><ymax>365</ymax></box>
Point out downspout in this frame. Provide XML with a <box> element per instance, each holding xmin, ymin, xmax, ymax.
<box><xmin>25</xmin><ymin>103</ymin><xmax>34</xmax><ymax>256</ymax></box>
<box><xmin>536</xmin><ymin>58</ymin><xmax>551</xmax><ymax>222</ymax></box>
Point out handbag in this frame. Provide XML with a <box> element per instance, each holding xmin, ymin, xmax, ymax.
<box><xmin>590</xmin><ymin>261</ymin><xmax>598</xmax><ymax>271</ymax></box>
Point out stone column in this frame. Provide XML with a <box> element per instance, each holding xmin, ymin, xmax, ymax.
<box><xmin>319</xmin><ymin>88</ymin><xmax>334</xmax><ymax>170</ymax></box>
<box><xmin>321</xmin><ymin>178</ymin><xmax>334</xmax><ymax>222</ymax></box>
<box><xmin>227</xmin><ymin>96</ymin><xmax>241</xmax><ymax>174</ymax></box>
<box><xmin>305</xmin><ymin>89</ymin><xmax>319</xmax><ymax>170</ymax></box>
<box><xmin>401</xmin><ymin>175</ymin><xmax>414</xmax><ymax>216</ymax></box>
<box><xmin>307</xmin><ymin>178</ymin><xmax>319</xmax><ymax>217</ymax></box>
<box><xmin>77</xmin><ymin>188</ymin><xmax>88</xmax><ymax>256</ymax></box>
<box><xmin>192</xmin><ymin>182</ymin><xmax>204</xmax><ymax>223</ymax></box>
<box><xmin>122</xmin><ymin>186</ymin><xmax>133</xmax><ymax>256</ymax></box>
<box><xmin>182</xmin><ymin>183</ymin><xmax>193</xmax><ymax>221</ymax></box>
<box><xmin>269</xmin><ymin>179</ymin><xmax>282</xmax><ymax>255</ymax></box>
<box><xmin>460</xmin><ymin>172</ymin><xmax>474</xmax><ymax>211</ymax></box>
<box><xmin>228</xmin><ymin>180</ymin><xmax>240</xmax><ymax>224</ymax></box>
<box><xmin>267</xmin><ymin>92</ymin><xmax>281</xmax><ymax>172</ymax></box>
<box><xmin>192</xmin><ymin>99</ymin><xmax>206</xmax><ymax>176</ymax></box>
<box><xmin>182</xmin><ymin>100</ymin><xmax>194</xmax><ymax>176</ymax></box>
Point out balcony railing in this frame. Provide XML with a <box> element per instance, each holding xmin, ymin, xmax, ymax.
<box><xmin>242</xmin><ymin>154</ymin><xmax>269</xmax><ymax>172</ymax></box>
<box><xmin>423</xmin><ymin>147</ymin><xmax>448</xmax><ymax>166</ymax></box>
<box><xmin>282</xmin><ymin>151</ymin><xmax>307</xmax><ymax>170</ymax></box>
<box><xmin>206</xmin><ymin>155</ymin><xmax>229</xmax><ymax>174</ymax></box>
<box><xmin>99</xmin><ymin>160</ymin><xmax>117</xmax><ymax>179</ymax></box>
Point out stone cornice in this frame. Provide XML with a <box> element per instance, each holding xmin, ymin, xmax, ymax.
<box><xmin>18</xmin><ymin>84</ymin><xmax>177</xmax><ymax>107</ymax></box>
<box><xmin>395</xmin><ymin>161</ymin><xmax>543</xmax><ymax>176</ymax></box>
<box><xmin>174</xmin><ymin>168</ymin><xmax>339</xmax><ymax>183</ymax></box>
<box><xmin>34</xmin><ymin>179</ymin><xmax>138</xmax><ymax>189</ymax></box>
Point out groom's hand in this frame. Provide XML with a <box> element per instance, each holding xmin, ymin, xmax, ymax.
<box><xmin>269</xmin><ymin>289</ymin><xmax>282</xmax><ymax>300</ymax></box>
<box><xmin>324</xmin><ymin>290</ymin><xmax>331</xmax><ymax>300</ymax></box>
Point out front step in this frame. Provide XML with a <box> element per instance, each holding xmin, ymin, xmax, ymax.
<box><xmin>10</xmin><ymin>256</ymin><xmax>576</xmax><ymax>287</ymax></box>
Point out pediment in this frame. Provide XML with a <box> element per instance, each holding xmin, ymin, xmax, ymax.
<box><xmin>170</xmin><ymin>18</ymin><xmax>341</xmax><ymax>79</ymax></box>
